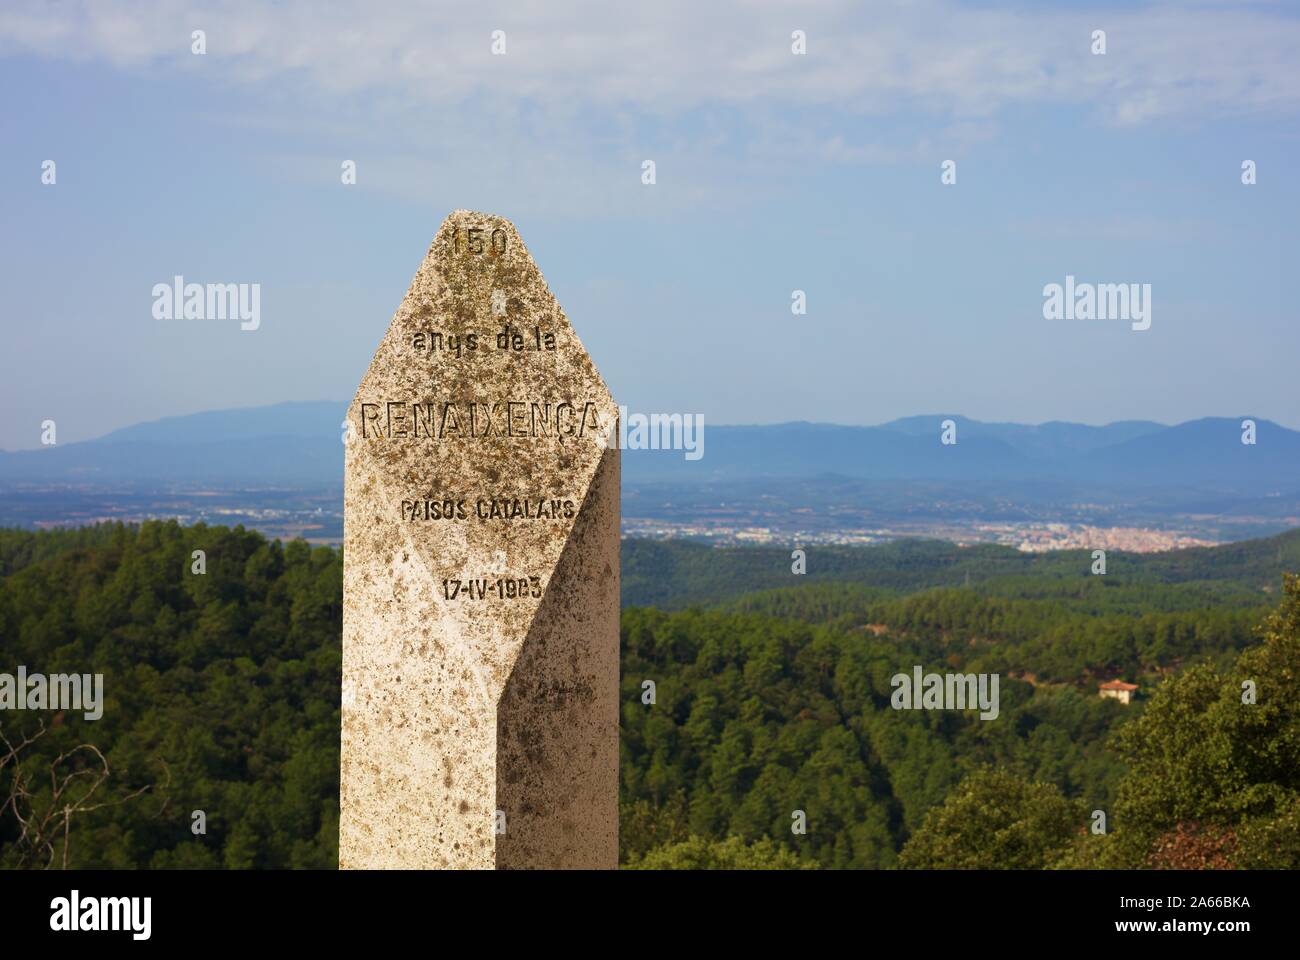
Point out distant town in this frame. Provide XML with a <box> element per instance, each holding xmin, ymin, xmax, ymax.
<box><xmin>620</xmin><ymin>517</ymin><xmax>1218</xmax><ymax>551</ymax></box>
<box><xmin>0</xmin><ymin>482</ymin><xmax>1261</xmax><ymax>553</ymax></box>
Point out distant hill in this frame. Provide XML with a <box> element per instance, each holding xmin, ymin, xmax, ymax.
<box><xmin>879</xmin><ymin>415</ymin><xmax>1167</xmax><ymax>459</ymax></box>
<box><xmin>0</xmin><ymin>401</ymin><xmax>346</xmax><ymax>485</ymax></box>
<box><xmin>624</xmin><ymin>415</ymin><xmax>1300</xmax><ymax>494</ymax></box>
<box><xmin>2</xmin><ymin>403</ymin><xmax>1297</xmax><ymax>497</ymax></box>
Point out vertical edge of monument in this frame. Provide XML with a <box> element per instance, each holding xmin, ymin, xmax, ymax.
<box><xmin>495</xmin><ymin>446</ymin><xmax>620</xmax><ymax>868</ymax></box>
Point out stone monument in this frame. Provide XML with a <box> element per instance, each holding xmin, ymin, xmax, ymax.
<box><xmin>340</xmin><ymin>210</ymin><xmax>619</xmax><ymax>869</ymax></box>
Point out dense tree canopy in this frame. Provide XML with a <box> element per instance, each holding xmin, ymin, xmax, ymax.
<box><xmin>1079</xmin><ymin>574</ymin><xmax>1300</xmax><ymax>868</ymax></box>
<box><xmin>896</xmin><ymin>768</ymin><xmax>1080</xmax><ymax>869</ymax></box>
<box><xmin>0</xmin><ymin>523</ymin><xmax>1294</xmax><ymax>869</ymax></box>
<box><xmin>0</xmin><ymin>522</ymin><xmax>339</xmax><ymax>868</ymax></box>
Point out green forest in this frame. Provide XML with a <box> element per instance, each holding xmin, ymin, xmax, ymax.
<box><xmin>2</xmin><ymin>522</ymin><xmax>1299</xmax><ymax>869</ymax></box>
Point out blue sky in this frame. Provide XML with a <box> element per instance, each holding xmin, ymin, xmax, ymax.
<box><xmin>1</xmin><ymin>0</ymin><xmax>1297</xmax><ymax>450</ymax></box>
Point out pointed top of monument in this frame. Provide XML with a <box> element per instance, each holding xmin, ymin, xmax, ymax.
<box><xmin>351</xmin><ymin>209</ymin><xmax>613</xmax><ymax>417</ymax></box>
<box><xmin>344</xmin><ymin>208</ymin><xmax>618</xmax><ymax>695</ymax></box>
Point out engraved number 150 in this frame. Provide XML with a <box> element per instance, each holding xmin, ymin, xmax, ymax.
<box><xmin>452</xmin><ymin>226</ymin><xmax>508</xmax><ymax>255</ymax></box>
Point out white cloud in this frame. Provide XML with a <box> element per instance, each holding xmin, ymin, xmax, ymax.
<box><xmin>4</xmin><ymin>1</ymin><xmax>1295</xmax><ymax>218</ymax></box>
<box><xmin>2</xmin><ymin>0</ymin><xmax>1298</xmax><ymax>122</ymax></box>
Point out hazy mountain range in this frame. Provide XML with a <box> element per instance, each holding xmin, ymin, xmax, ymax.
<box><xmin>1</xmin><ymin>402</ymin><xmax>1297</xmax><ymax>497</ymax></box>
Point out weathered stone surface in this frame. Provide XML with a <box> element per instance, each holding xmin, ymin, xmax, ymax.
<box><xmin>340</xmin><ymin>210</ymin><xmax>619</xmax><ymax>869</ymax></box>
